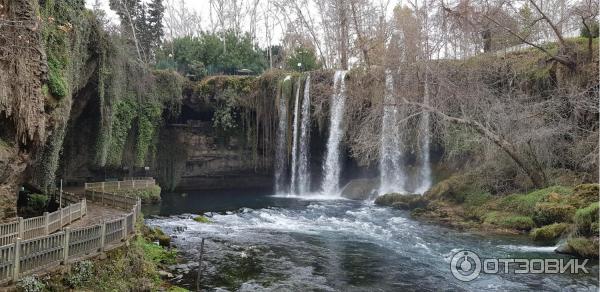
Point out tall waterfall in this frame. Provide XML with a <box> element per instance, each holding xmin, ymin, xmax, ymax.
<box><xmin>321</xmin><ymin>71</ymin><xmax>347</xmax><ymax>196</ymax></box>
<box><xmin>274</xmin><ymin>76</ymin><xmax>291</xmax><ymax>194</ymax></box>
<box><xmin>415</xmin><ymin>81</ymin><xmax>432</xmax><ymax>194</ymax></box>
<box><xmin>379</xmin><ymin>71</ymin><xmax>406</xmax><ymax>195</ymax></box>
<box><xmin>289</xmin><ymin>78</ymin><xmax>302</xmax><ymax>195</ymax></box>
<box><xmin>297</xmin><ymin>76</ymin><xmax>312</xmax><ymax>194</ymax></box>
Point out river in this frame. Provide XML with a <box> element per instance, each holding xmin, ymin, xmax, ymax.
<box><xmin>145</xmin><ymin>191</ymin><xmax>598</xmax><ymax>291</ymax></box>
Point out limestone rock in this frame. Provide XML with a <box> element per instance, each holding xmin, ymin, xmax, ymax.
<box><xmin>340</xmin><ymin>178</ymin><xmax>379</xmax><ymax>200</ymax></box>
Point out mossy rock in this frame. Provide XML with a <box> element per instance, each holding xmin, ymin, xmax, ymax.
<box><xmin>529</xmin><ymin>223</ymin><xmax>570</xmax><ymax>241</ymax></box>
<box><xmin>567</xmin><ymin>237</ymin><xmax>599</xmax><ymax>258</ymax></box>
<box><xmin>483</xmin><ymin>212</ymin><xmax>535</xmax><ymax>231</ymax></box>
<box><xmin>494</xmin><ymin>186</ymin><xmax>573</xmax><ymax>216</ymax></box>
<box><xmin>424</xmin><ymin>175</ymin><xmax>475</xmax><ymax>203</ymax></box>
<box><xmin>193</xmin><ymin>216</ymin><xmax>211</xmax><ymax>223</ymax></box>
<box><xmin>375</xmin><ymin>193</ymin><xmax>428</xmax><ymax>210</ymax></box>
<box><xmin>142</xmin><ymin>226</ymin><xmax>171</xmax><ymax>247</ymax></box>
<box><xmin>340</xmin><ymin>178</ymin><xmax>379</xmax><ymax>200</ymax></box>
<box><xmin>532</xmin><ymin>202</ymin><xmax>576</xmax><ymax>226</ymax></box>
<box><xmin>574</xmin><ymin>203</ymin><xmax>599</xmax><ymax>236</ymax></box>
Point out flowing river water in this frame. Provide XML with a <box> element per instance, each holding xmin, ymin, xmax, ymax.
<box><xmin>145</xmin><ymin>191</ymin><xmax>598</xmax><ymax>291</ymax></box>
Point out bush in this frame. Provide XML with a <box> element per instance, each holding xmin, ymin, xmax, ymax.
<box><xmin>571</xmin><ymin>184</ymin><xmax>599</xmax><ymax>208</ymax></box>
<box><xmin>17</xmin><ymin>276</ymin><xmax>45</xmax><ymax>292</ymax></box>
<box><xmin>574</xmin><ymin>203</ymin><xmax>599</xmax><ymax>236</ymax></box>
<box><xmin>424</xmin><ymin>175</ymin><xmax>477</xmax><ymax>203</ymax></box>
<box><xmin>532</xmin><ymin>203</ymin><xmax>576</xmax><ymax>226</ymax></box>
<box><xmin>530</xmin><ymin>223</ymin><xmax>569</xmax><ymax>241</ymax></box>
<box><xmin>567</xmin><ymin>237</ymin><xmax>599</xmax><ymax>258</ymax></box>
<box><xmin>143</xmin><ymin>226</ymin><xmax>171</xmax><ymax>247</ymax></box>
<box><xmin>65</xmin><ymin>260</ymin><xmax>94</xmax><ymax>288</ymax></box>
<box><xmin>112</xmin><ymin>185</ymin><xmax>162</xmax><ymax>204</ymax></box>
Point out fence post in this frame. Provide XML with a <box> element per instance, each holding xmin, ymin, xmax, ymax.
<box><xmin>44</xmin><ymin>212</ymin><xmax>49</xmax><ymax>235</ymax></box>
<box><xmin>132</xmin><ymin>180</ymin><xmax>135</xmax><ymax>188</ymax></box>
<box><xmin>68</xmin><ymin>205</ymin><xmax>72</xmax><ymax>223</ymax></box>
<box><xmin>117</xmin><ymin>181</ymin><xmax>121</xmax><ymax>190</ymax></box>
<box><xmin>100</xmin><ymin>222</ymin><xmax>106</xmax><ymax>252</ymax></box>
<box><xmin>121</xmin><ymin>218</ymin><xmax>127</xmax><ymax>241</ymax></box>
<box><xmin>101</xmin><ymin>182</ymin><xmax>105</xmax><ymax>193</ymax></box>
<box><xmin>12</xmin><ymin>237</ymin><xmax>21</xmax><ymax>282</ymax></box>
<box><xmin>63</xmin><ymin>228</ymin><xmax>70</xmax><ymax>264</ymax></box>
<box><xmin>82</xmin><ymin>198</ymin><xmax>86</xmax><ymax>216</ymax></box>
<box><xmin>17</xmin><ymin>217</ymin><xmax>23</xmax><ymax>239</ymax></box>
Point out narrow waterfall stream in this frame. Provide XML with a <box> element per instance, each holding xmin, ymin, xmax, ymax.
<box><xmin>289</xmin><ymin>78</ymin><xmax>302</xmax><ymax>195</ymax></box>
<box><xmin>416</xmin><ymin>79</ymin><xmax>432</xmax><ymax>194</ymax></box>
<box><xmin>321</xmin><ymin>71</ymin><xmax>347</xmax><ymax>196</ymax></box>
<box><xmin>274</xmin><ymin>76</ymin><xmax>291</xmax><ymax>194</ymax></box>
<box><xmin>379</xmin><ymin>71</ymin><xmax>406</xmax><ymax>194</ymax></box>
<box><xmin>297</xmin><ymin>76</ymin><xmax>312</xmax><ymax>194</ymax></box>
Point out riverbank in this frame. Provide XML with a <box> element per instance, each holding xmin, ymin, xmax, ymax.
<box><xmin>375</xmin><ymin>180</ymin><xmax>599</xmax><ymax>258</ymax></box>
<box><xmin>12</xmin><ymin>222</ymin><xmax>186</xmax><ymax>292</ymax></box>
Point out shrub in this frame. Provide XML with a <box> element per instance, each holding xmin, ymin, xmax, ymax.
<box><xmin>530</xmin><ymin>223</ymin><xmax>569</xmax><ymax>241</ymax></box>
<box><xmin>571</xmin><ymin>184</ymin><xmax>599</xmax><ymax>208</ymax></box>
<box><xmin>65</xmin><ymin>260</ymin><xmax>94</xmax><ymax>288</ymax></box>
<box><xmin>574</xmin><ymin>203</ymin><xmax>599</xmax><ymax>236</ymax></box>
<box><xmin>17</xmin><ymin>276</ymin><xmax>45</xmax><ymax>292</ymax></box>
<box><xmin>143</xmin><ymin>226</ymin><xmax>171</xmax><ymax>247</ymax></box>
<box><xmin>532</xmin><ymin>203</ymin><xmax>576</xmax><ymax>226</ymax></box>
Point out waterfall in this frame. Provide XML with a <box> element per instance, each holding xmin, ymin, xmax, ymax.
<box><xmin>289</xmin><ymin>78</ymin><xmax>302</xmax><ymax>195</ymax></box>
<box><xmin>379</xmin><ymin>71</ymin><xmax>406</xmax><ymax>195</ymax></box>
<box><xmin>321</xmin><ymin>70</ymin><xmax>347</xmax><ymax>196</ymax></box>
<box><xmin>274</xmin><ymin>76</ymin><xmax>291</xmax><ymax>194</ymax></box>
<box><xmin>297</xmin><ymin>76</ymin><xmax>312</xmax><ymax>194</ymax></box>
<box><xmin>415</xmin><ymin>81</ymin><xmax>432</xmax><ymax>194</ymax></box>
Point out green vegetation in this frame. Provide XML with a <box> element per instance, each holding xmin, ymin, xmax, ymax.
<box><xmin>156</xmin><ymin>31</ymin><xmax>267</xmax><ymax>79</ymax></box>
<box><xmin>286</xmin><ymin>47</ymin><xmax>321</xmax><ymax>72</ymax></box>
<box><xmin>375</xmin><ymin>193</ymin><xmax>428</xmax><ymax>210</ymax></box>
<box><xmin>111</xmin><ymin>185</ymin><xmax>162</xmax><ymax>204</ymax></box>
<box><xmin>530</xmin><ymin>223</ymin><xmax>569</xmax><ymax>241</ymax></box>
<box><xmin>482</xmin><ymin>212</ymin><xmax>535</xmax><ymax>231</ymax></box>
<box><xmin>415</xmin><ymin>181</ymin><xmax>599</xmax><ymax>257</ymax></box>
<box><xmin>142</xmin><ymin>225</ymin><xmax>172</xmax><ymax>247</ymax></box>
<box><xmin>193</xmin><ymin>215</ymin><xmax>211</xmax><ymax>223</ymax></box>
<box><xmin>567</xmin><ymin>237</ymin><xmax>599</xmax><ymax>258</ymax></box>
<box><xmin>574</xmin><ymin>203</ymin><xmax>599</xmax><ymax>236</ymax></box>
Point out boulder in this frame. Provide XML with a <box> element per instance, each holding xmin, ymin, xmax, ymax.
<box><xmin>340</xmin><ymin>178</ymin><xmax>379</xmax><ymax>200</ymax></box>
<box><xmin>374</xmin><ymin>193</ymin><xmax>428</xmax><ymax>210</ymax></box>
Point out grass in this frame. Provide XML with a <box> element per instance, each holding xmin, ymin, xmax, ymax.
<box><xmin>136</xmin><ymin>236</ymin><xmax>177</xmax><ymax>266</ymax></box>
<box><xmin>482</xmin><ymin>211</ymin><xmax>535</xmax><ymax>231</ymax></box>
<box><xmin>493</xmin><ymin>186</ymin><xmax>573</xmax><ymax>216</ymax></box>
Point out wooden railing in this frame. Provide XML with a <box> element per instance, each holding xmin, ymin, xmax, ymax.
<box><xmin>0</xmin><ymin>187</ymin><xmax>142</xmax><ymax>284</ymax></box>
<box><xmin>0</xmin><ymin>195</ymin><xmax>87</xmax><ymax>247</ymax></box>
<box><xmin>84</xmin><ymin>178</ymin><xmax>156</xmax><ymax>192</ymax></box>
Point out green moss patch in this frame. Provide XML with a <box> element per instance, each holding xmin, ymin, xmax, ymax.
<box><xmin>567</xmin><ymin>237</ymin><xmax>599</xmax><ymax>258</ymax></box>
<box><xmin>530</xmin><ymin>223</ymin><xmax>570</xmax><ymax>241</ymax></box>
<box><xmin>532</xmin><ymin>203</ymin><xmax>576</xmax><ymax>226</ymax></box>
<box><xmin>193</xmin><ymin>215</ymin><xmax>212</xmax><ymax>223</ymax></box>
<box><xmin>574</xmin><ymin>203</ymin><xmax>599</xmax><ymax>236</ymax></box>
<box><xmin>482</xmin><ymin>212</ymin><xmax>535</xmax><ymax>231</ymax></box>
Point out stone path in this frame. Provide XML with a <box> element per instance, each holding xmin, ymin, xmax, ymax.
<box><xmin>63</xmin><ymin>186</ymin><xmax>127</xmax><ymax>229</ymax></box>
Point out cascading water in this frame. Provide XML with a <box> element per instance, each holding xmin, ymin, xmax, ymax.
<box><xmin>321</xmin><ymin>70</ymin><xmax>347</xmax><ymax>196</ymax></box>
<box><xmin>274</xmin><ymin>76</ymin><xmax>291</xmax><ymax>194</ymax></box>
<box><xmin>379</xmin><ymin>70</ymin><xmax>406</xmax><ymax>195</ymax></box>
<box><xmin>415</xmin><ymin>91</ymin><xmax>432</xmax><ymax>194</ymax></box>
<box><xmin>297</xmin><ymin>76</ymin><xmax>312</xmax><ymax>194</ymax></box>
<box><xmin>289</xmin><ymin>78</ymin><xmax>302</xmax><ymax>195</ymax></box>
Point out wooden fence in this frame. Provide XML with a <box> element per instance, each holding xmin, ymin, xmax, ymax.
<box><xmin>0</xmin><ymin>195</ymin><xmax>87</xmax><ymax>247</ymax></box>
<box><xmin>84</xmin><ymin>178</ymin><xmax>156</xmax><ymax>192</ymax></box>
<box><xmin>0</xmin><ymin>189</ymin><xmax>142</xmax><ymax>284</ymax></box>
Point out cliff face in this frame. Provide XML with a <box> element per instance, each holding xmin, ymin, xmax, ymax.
<box><xmin>0</xmin><ymin>0</ymin><xmax>49</xmax><ymax>219</ymax></box>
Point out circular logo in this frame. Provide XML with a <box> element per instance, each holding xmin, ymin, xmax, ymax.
<box><xmin>450</xmin><ymin>250</ymin><xmax>481</xmax><ymax>282</ymax></box>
